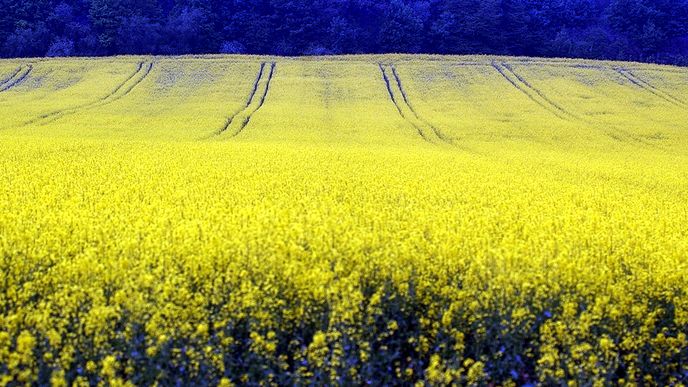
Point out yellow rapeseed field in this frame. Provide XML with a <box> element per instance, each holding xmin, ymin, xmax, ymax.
<box><xmin>0</xmin><ymin>55</ymin><xmax>687</xmax><ymax>385</ymax></box>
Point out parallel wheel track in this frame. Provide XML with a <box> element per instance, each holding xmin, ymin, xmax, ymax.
<box><xmin>490</xmin><ymin>62</ymin><xmax>650</xmax><ymax>144</ymax></box>
<box><xmin>615</xmin><ymin>68</ymin><xmax>687</xmax><ymax>108</ymax></box>
<box><xmin>218</xmin><ymin>61</ymin><xmax>276</xmax><ymax>138</ymax></box>
<box><xmin>0</xmin><ymin>64</ymin><xmax>33</xmax><ymax>92</ymax></box>
<box><xmin>21</xmin><ymin>61</ymin><xmax>154</xmax><ymax>127</ymax></box>
<box><xmin>0</xmin><ymin>66</ymin><xmax>23</xmax><ymax>88</ymax></box>
<box><xmin>379</xmin><ymin>63</ymin><xmax>451</xmax><ymax>145</ymax></box>
<box><xmin>492</xmin><ymin>61</ymin><xmax>578</xmax><ymax>121</ymax></box>
<box><xmin>389</xmin><ymin>65</ymin><xmax>453</xmax><ymax>144</ymax></box>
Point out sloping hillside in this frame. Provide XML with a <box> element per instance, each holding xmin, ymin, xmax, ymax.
<box><xmin>0</xmin><ymin>56</ymin><xmax>687</xmax><ymax>385</ymax></box>
<box><xmin>0</xmin><ymin>55</ymin><xmax>686</xmax><ymax>148</ymax></box>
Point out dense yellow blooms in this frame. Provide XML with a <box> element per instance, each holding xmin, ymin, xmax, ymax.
<box><xmin>0</xmin><ymin>55</ymin><xmax>687</xmax><ymax>384</ymax></box>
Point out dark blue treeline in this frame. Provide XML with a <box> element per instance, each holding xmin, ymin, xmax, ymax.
<box><xmin>1</xmin><ymin>0</ymin><xmax>687</xmax><ymax>65</ymax></box>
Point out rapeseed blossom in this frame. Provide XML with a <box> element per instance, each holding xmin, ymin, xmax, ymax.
<box><xmin>0</xmin><ymin>55</ymin><xmax>687</xmax><ymax>384</ymax></box>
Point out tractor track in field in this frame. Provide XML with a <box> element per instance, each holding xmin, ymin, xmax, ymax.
<box><xmin>0</xmin><ymin>66</ymin><xmax>23</xmax><ymax>88</ymax></box>
<box><xmin>218</xmin><ymin>62</ymin><xmax>276</xmax><ymax>138</ymax></box>
<box><xmin>491</xmin><ymin>62</ymin><xmax>649</xmax><ymax>144</ymax></box>
<box><xmin>379</xmin><ymin>64</ymin><xmax>404</xmax><ymax>116</ymax></box>
<box><xmin>237</xmin><ymin>63</ymin><xmax>275</xmax><ymax>134</ymax></box>
<box><xmin>21</xmin><ymin>61</ymin><xmax>153</xmax><ymax>127</ymax></box>
<box><xmin>0</xmin><ymin>64</ymin><xmax>33</xmax><ymax>92</ymax></box>
<box><xmin>242</xmin><ymin>63</ymin><xmax>275</xmax><ymax>129</ymax></box>
<box><xmin>615</xmin><ymin>67</ymin><xmax>687</xmax><ymax>108</ymax></box>
<box><xmin>492</xmin><ymin>62</ymin><xmax>578</xmax><ymax>121</ymax></box>
<box><xmin>117</xmin><ymin>62</ymin><xmax>153</xmax><ymax>99</ymax></box>
<box><xmin>216</xmin><ymin>62</ymin><xmax>267</xmax><ymax>134</ymax></box>
<box><xmin>379</xmin><ymin>63</ymin><xmax>453</xmax><ymax>145</ymax></box>
<box><xmin>379</xmin><ymin>64</ymin><xmax>429</xmax><ymax>142</ymax></box>
<box><xmin>389</xmin><ymin>65</ymin><xmax>454</xmax><ymax>144</ymax></box>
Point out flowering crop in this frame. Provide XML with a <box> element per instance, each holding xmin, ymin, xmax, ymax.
<box><xmin>0</xmin><ymin>55</ymin><xmax>687</xmax><ymax>385</ymax></box>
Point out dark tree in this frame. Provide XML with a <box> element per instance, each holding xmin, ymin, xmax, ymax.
<box><xmin>378</xmin><ymin>0</ymin><xmax>428</xmax><ymax>53</ymax></box>
<box><xmin>0</xmin><ymin>0</ymin><xmax>686</xmax><ymax>65</ymax></box>
<box><xmin>430</xmin><ymin>0</ymin><xmax>500</xmax><ymax>53</ymax></box>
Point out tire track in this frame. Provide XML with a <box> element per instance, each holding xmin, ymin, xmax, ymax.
<box><xmin>221</xmin><ymin>62</ymin><xmax>276</xmax><ymax>138</ymax></box>
<box><xmin>615</xmin><ymin>68</ymin><xmax>687</xmax><ymax>108</ymax></box>
<box><xmin>379</xmin><ymin>63</ymin><xmax>431</xmax><ymax>143</ymax></box>
<box><xmin>491</xmin><ymin>62</ymin><xmax>646</xmax><ymax>143</ymax></box>
<box><xmin>390</xmin><ymin>65</ymin><xmax>453</xmax><ymax>144</ymax></box>
<box><xmin>103</xmin><ymin>62</ymin><xmax>145</xmax><ymax>101</ymax></box>
<box><xmin>0</xmin><ymin>64</ymin><xmax>33</xmax><ymax>92</ymax></box>
<box><xmin>217</xmin><ymin>62</ymin><xmax>266</xmax><ymax>134</ymax></box>
<box><xmin>247</xmin><ymin>63</ymin><xmax>267</xmax><ymax>107</ymax></box>
<box><xmin>379</xmin><ymin>64</ymin><xmax>403</xmax><ymax>115</ymax></box>
<box><xmin>492</xmin><ymin>62</ymin><xmax>566</xmax><ymax>120</ymax></box>
<box><xmin>118</xmin><ymin>62</ymin><xmax>153</xmax><ymax>99</ymax></box>
<box><xmin>0</xmin><ymin>66</ymin><xmax>23</xmax><ymax>88</ymax></box>
<box><xmin>493</xmin><ymin>63</ymin><xmax>660</xmax><ymax>146</ymax></box>
<box><xmin>22</xmin><ymin>61</ymin><xmax>153</xmax><ymax>127</ymax></box>
<box><xmin>242</xmin><ymin>63</ymin><xmax>275</xmax><ymax>129</ymax></box>
<box><xmin>503</xmin><ymin>63</ymin><xmax>577</xmax><ymax>118</ymax></box>
<box><xmin>492</xmin><ymin>62</ymin><xmax>578</xmax><ymax>121</ymax></box>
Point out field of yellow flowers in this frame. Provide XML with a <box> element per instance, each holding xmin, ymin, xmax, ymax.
<box><xmin>0</xmin><ymin>55</ymin><xmax>687</xmax><ymax>385</ymax></box>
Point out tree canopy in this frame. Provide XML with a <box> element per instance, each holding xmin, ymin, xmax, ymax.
<box><xmin>1</xmin><ymin>0</ymin><xmax>687</xmax><ymax>64</ymax></box>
